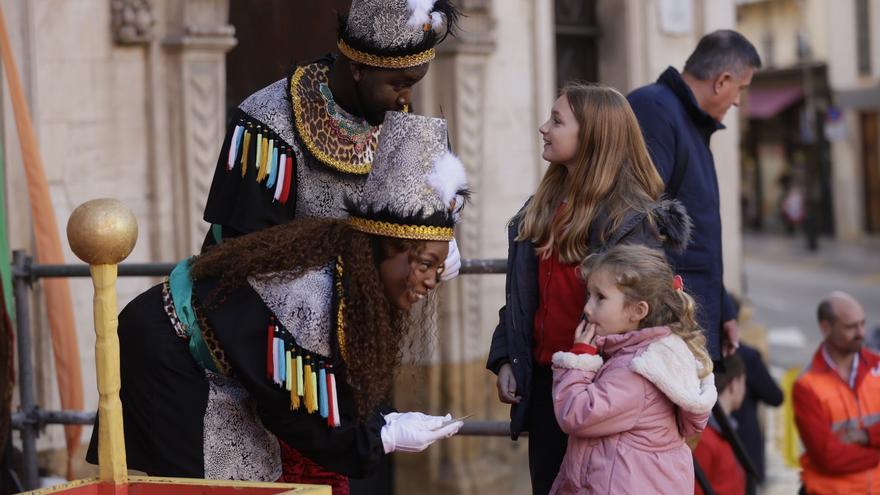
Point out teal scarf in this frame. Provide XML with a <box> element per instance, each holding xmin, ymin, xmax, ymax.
<box><xmin>169</xmin><ymin>257</ymin><xmax>219</xmax><ymax>373</ymax></box>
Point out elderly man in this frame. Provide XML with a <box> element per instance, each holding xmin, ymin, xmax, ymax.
<box><xmin>793</xmin><ymin>291</ymin><xmax>880</xmax><ymax>494</ymax></box>
<box><xmin>627</xmin><ymin>30</ymin><xmax>761</xmax><ymax>360</ymax></box>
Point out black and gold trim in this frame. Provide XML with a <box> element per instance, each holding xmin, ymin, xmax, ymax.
<box><xmin>337</xmin><ymin>39</ymin><xmax>435</xmax><ymax>69</ymax></box>
<box><xmin>349</xmin><ymin>216</ymin><xmax>453</xmax><ymax>241</ymax></box>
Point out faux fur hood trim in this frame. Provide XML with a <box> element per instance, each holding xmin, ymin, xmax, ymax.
<box><xmin>552</xmin><ymin>351</ymin><xmax>604</xmax><ymax>372</ymax></box>
<box><xmin>652</xmin><ymin>197</ymin><xmax>693</xmax><ymax>253</ymax></box>
<box><xmin>630</xmin><ymin>334</ymin><xmax>717</xmax><ymax>414</ymax></box>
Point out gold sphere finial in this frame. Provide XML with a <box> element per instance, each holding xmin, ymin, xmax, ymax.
<box><xmin>67</xmin><ymin>199</ymin><xmax>138</xmax><ymax>265</ymax></box>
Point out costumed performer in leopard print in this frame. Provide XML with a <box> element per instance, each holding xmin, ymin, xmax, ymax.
<box><xmin>202</xmin><ymin>0</ymin><xmax>464</xmax><ymax>279</ymax></box>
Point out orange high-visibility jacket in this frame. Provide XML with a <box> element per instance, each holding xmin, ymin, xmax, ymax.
<box><xmin>793</xmin><ymin>346</ymin><xmax>880</xmax><ymax>494</ymax></box>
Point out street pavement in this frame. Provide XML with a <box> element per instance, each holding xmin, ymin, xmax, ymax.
<box><xmin>742</xmin><ymin>232</ymin><xmax>880</xmax><ymax>494</ymax></box>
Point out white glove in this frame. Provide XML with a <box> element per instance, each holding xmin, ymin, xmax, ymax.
<box><xmin>441</xmin><ymin>238</ymin><xmax>461</xmax><ymax>281</ymax></box>
<box><xmin>380</xmin><ymin>412</ymin><xmax>463</xmax><ymax>454</ymax></box>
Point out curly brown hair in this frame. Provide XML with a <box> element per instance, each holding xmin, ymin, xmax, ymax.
<box><xmin>191</xmin><ymin>218</ymin><xmax>427</xmax><ymax>418</ymax></box>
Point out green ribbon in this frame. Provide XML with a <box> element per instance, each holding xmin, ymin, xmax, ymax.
<box><xmin>169</xmin><ymin>257</ymin><xmax>219</xmax><ymax>373</ymax></box>
<box><xmin>211</xmin><ymin>224</ymin><xmax>223</xmax><ymax>245</ymax></box>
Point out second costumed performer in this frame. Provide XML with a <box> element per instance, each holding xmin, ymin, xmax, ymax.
<box><xmin>86</xmin><ymin>112</ymin><xmax>470</xmax><ymax>495</ymax></box>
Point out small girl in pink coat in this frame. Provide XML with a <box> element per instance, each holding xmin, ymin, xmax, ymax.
<box><xmin>550</xmin><ymin>245</ymin><xmax>718</xmax><ymax>494</ymax></box>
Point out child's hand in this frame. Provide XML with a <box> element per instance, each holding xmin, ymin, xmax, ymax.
<box><xmin>573</xmin><ymin>320</ymin><xmax>596</xmax><ymax>346</ymax></box>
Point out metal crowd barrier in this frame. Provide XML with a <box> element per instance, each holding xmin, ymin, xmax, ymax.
<box><xmin>8</xmin><ymin>249</ymin><xmax>758</xmax><ymax>494</ymax></box>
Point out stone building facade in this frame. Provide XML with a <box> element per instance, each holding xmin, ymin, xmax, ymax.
<box><xmin>3</xmin><ymin>0</ymin><xmax>741</xmax><ymax>491</ymax></box>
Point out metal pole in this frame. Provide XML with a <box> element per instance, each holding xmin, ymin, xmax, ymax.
<box><xmin>12</xmin><ymin>250</ymin><xmax>38</xmax><ymax>490</ymax></box>
<box><xmin>712</xmin><ymin>402</ymin><xmax>762</xmax><ymax>483</ymax></box>
<box><xmin>693</xmin><ymin>456</ymin><xmax>717</xmax><ymax>495</ymax></box>
<box><xmin>11</xmin><ymin>410</ymin><xmax>97</xmax><ymax>429</ymax></box>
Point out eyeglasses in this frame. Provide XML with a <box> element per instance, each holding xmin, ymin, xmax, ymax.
<box><xmin>411</xmin><ymin>258</ymin><xmax>445</xmax><ymax>284</ymax></box>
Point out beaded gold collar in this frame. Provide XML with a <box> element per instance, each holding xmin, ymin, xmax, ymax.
<box><xmin>290</xmin><ymin>62</ymin><xmax>381</xmax><ymax>175</ymax></box>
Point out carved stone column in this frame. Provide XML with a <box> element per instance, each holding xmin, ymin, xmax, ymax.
<box><xmin>395</xmin><ymin>2</ymin><xmax>511</xmax><ymax>494</ymax></box>
<box><xmin>162</xmin><ymin>0</ymin><xmax>236</xmax><ymax>255</ymax></box>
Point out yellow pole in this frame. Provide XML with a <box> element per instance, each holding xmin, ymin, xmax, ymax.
<box><xmin>67</xmin><ymin>199</ymin><xmax>138</xmax><ymax>486</ymax></box>
<box><xmin>90</xmin><ymin>263</ymin><xmax>127</xmax><ymax>483</ymax></box>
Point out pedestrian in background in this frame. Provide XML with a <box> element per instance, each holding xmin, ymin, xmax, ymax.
<box><xmin>486</xmin><ymin>83</ymin><xmax>693</xmax><ymax>494</ymax></box>
<box><xmin>550</xmin><ymin>245</ymin><xmax>717</xmax><ymax>494</ymax></box>
<box><xmin>793</xmin><ymin>292</ymin><xmax>880</xmax><ymax>494</ymax></box>
<box><xmin>733</xmin><ymin>343</ymin><xmax>783</xmax><ymax>486</ymax></box>
<box><xmin>628</xmin><ymin>30</ymin><xmax>762</xmax><ymax>361</ymax></box>
<box><xmin>694</xmin><ymin>353</ymin><xmax>748</xmax><ymax>495</ymax></box>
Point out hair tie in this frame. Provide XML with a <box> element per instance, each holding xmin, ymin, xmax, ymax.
<box><xmin>673</xmin><ymin>274</ymin><xmax>684</xmax><ymax>292</ymax></box>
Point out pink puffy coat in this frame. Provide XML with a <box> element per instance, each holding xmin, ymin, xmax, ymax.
<box><xmin>549</xmin><ymin>326</ymin><xmax>717</xmax><ymax>494</ymax></box>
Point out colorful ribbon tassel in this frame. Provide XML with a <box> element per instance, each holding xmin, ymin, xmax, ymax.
<box><xmin>267</xmin><ymin>147</ymin><xmax>279</xmax><ymax>189</ymax></box>
<box><xmin>303</xmin><ymin>358</ymin><xmax>315</xmax><ymax>413</ymax></box>
<box><xmin>318</xmin><ymin>365</ymin><xmax>329</xmax><ymax>419</ymax></box>
<box><xmin>266</xmin><ymin>319</ymin><xmax>275</xmax><ymax>380</ymax></box>
<box><xmin>227</xmin><ymin>124</ymin><xmax>243</xmax><ymax>171</ymax></box>
<box><xmin>285</xmin><ymin>350</ymin><xmax>293</xmax><ymax>391</ymax></box>
<box><xmin>262</xmin><ymin>318</ymin><xmax>340</xmax><ymax>426</ymax></box>
<box><xmin>240</xmin><ymin>125</ymin><xmax>253</xmax><ymax>177</ymax></box>
<box><xmin>296</xmin><ymin>353</ymin><xmax>304</xmax><ymax>398</ymax></box>
<box><xmin>224</xmin><ymin>117</ymin><xmax>297</xmax><ymax>205</ymax></box>
<box><xmin>290</xmin><ymin>351</ymin><xmax>300</xmax><ymax>410</ymax></box>
<box><xmin>273</xmin><ymin>335</ymin><xmax>283</xmax><ymax>386</ymax></box>
<box><xmin>254</xmin><ymin>128</ymin><xmax>263</xmax><ymax>172</ymax></box>
<box><xmin>327</xmin><ymin>365</ymin><xmax>340</xmax><ymax>427</ymax></box>
<box><xmin>309</xmin><ymin>365</ymin><xmax>319</xmax><ymax>414</ymax></box>
<box><xmin>280</xmin><ymin>153</ymin><xmax>293</xmax><ymax>204</ymax></box>
<box><xmin>274</xmin><ymin>151</ymin><xmax>286</xmax><ymax>200</ymax></box>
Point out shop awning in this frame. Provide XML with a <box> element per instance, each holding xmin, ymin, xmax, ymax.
<box><xmin>746</xmin><ymin>85</ymin><xmax>804</xmax><ymax>119</ymax></box>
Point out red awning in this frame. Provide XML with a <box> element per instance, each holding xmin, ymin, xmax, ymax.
<box><xmin>746</xmin><ymin>86</ymin><xmax>804</xmax><ymax>119</ymax></box>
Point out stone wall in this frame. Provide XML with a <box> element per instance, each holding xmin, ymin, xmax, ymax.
<box><xmin>2</xmin><ymin>0</ymin><xmax>234</xmax><ymax>476</ymax></box>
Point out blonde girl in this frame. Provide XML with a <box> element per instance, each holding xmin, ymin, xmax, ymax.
<box><xmin>549</xmin><ymin>244</ymin><xmax>716</xmax><ymax>494</ymax></box>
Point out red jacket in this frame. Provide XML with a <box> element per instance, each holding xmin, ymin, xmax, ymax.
<box><xmin>694</xmin><ymin>423</ymin><xmax>745</xmax><ymax>495</ymax></box>
<box><xmin>793</xmin><ymin>346</ymin><xmax>880</xmax><ymax>494</ymax></box>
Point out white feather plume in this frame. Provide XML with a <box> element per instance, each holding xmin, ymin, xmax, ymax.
<box><xmin>427</xmin><ymin>151</ymin><xmax>466</xmax><ymax>209</ymax></box>
<box><xmin>406</xmin><ymin>0</ymin><xmax>439</xmax><ymax>28</ymax></box>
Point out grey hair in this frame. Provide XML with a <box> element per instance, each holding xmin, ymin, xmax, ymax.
<box><xmin>683</xmin><ymin>30</ymin><xmax>762</xmax><ymax>80</ymax></box>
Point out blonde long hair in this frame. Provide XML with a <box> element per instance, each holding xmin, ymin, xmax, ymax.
<box><xmin>581</xmin><ymin>244</ymin><xmax>714</xmax><ymax>378</ymax></box>
<box><xmin>519</xmin><ymin>83</ymin><xmax>665</xmax><ymax>264</ymax></box>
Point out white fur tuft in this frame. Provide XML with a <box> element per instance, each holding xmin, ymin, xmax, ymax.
<box><xmin>429</xmin><ymin>11</ymin><xmax>444</xmax><ymax>30</ymax></box>
<box><xmin>551</xmin><ymin>351</ymin><xmax>604</xmax><ymax>372</ymax></box>
<box><xmin>427</xmin><ymin>152</ymin><xmax>467</xmax><ymax>209</ymax></box>
<box><xmin>630</xmin><ymin>335</ymin><xmax>718</xmax><ymax>413</ymax></box>
<box><xmin>406</xmin><ymin>0</ymin><xmax>439</xmax><ymax>28</ymax></box>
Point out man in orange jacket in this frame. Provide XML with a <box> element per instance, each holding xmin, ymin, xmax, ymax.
<box><xmin>794</xmin><ymin>291</ymin><xmax>880</xmax><ymax>494</ymax></box>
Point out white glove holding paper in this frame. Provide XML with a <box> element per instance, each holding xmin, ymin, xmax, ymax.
<box><xmin>380</xmin><ymin>412</ymin><xmax>463</xmax><ymax>454</ymax></box>
<box><xmin>441</xmin><ymin>238</ymin><xmax>461</xmax><ymax>281</ymax></box>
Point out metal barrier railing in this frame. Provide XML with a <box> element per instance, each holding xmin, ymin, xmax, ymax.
<box><xmin>8</xmin><ymin>248</ymin><xmax>759</xmax><ymax>494</ymax></box>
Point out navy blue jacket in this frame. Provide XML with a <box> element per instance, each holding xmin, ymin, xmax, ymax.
<box><xmin>732</xmin><ymin>344</ymin><xmax>783</xmax><ymax>481</ymax></box>
<box><xmin>628</xmin><ymin>67</ymin><xmax>738</xmax><ymax>359</ymax></box>
<box><xmin>486</xmin><ymin>199</ymin><xmax>691</xmax><ymax>439</ymax></box>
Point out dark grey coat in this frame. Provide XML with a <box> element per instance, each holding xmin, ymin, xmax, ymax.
<box><xmin>485</xmin><ymin>198</ymin><xmax>692</xmax><ymax>439</ymax></box>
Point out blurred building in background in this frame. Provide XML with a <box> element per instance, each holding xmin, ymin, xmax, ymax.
<box><xmin>2</xmin><ymin>0</ymin><xmax>747</xmax><ymax>493</ymax></box>
<box><xmin>737</xmin><ymin>0</ymin><xmax>880</xmax><ymax>240</ymax></box>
